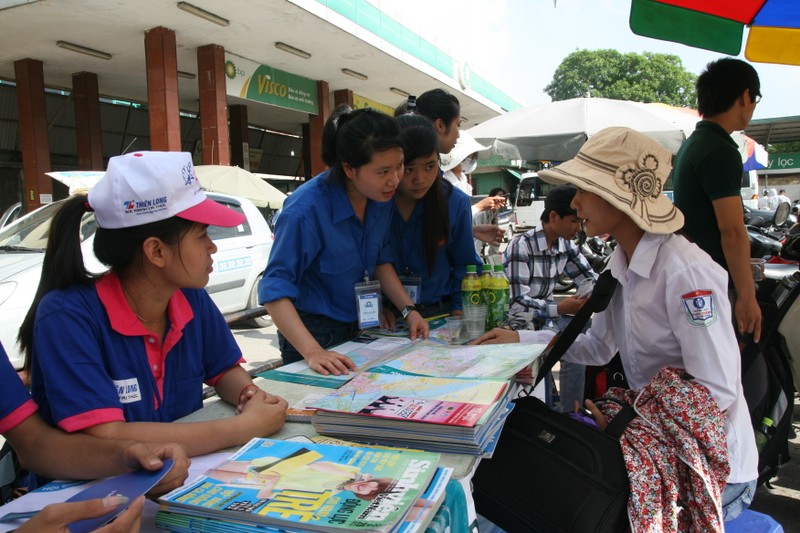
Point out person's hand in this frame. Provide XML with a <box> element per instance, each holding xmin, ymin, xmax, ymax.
<box><xmin>473</xmin><ymin>224</ymin><xmax>504</xmax><ymax>245</ymax></box>
<box><xmin>469</xmin><ymin>328</ymin><xmax>520</xmax><ymax>345</ymax></box>
<box><xmin>735</xmin><ymin>293</ymin><xmax>762</xmax><ymax>343</ymax></box>
<box><xmin>237</xmin><ymin>389</ymin><xmax>288</xmax><ymax>438</ymax></box>
<box><xmin>405</xmin><ymin>311</ymin><xmax>429</xmax><ymax>340</ymax></box>
<box><xmin>556</xmin><ymin>295</ymin><xmax>589</xmax><ymax>316</ymax></box>
<box><xmin>236</xmin><ymin>385</ymin><xmax>283</xmax><ymax>414</ymax></box>
<box><xmin>583</xmin><ymin>399</ymin><xmax>608</xmax><ymax>431</ymax></box>
<box><xmin>474</xmin><ymin>196</ymin><xmax>506</xmax><ymax>212</ymax></box>
<box><xmin>17</xmin><ymin>495</ymin><xmax>144</xmax><ymax>533</ymax></box>
<box><xmin>382</xmin><ymin>308</ymin><xmax>397</xmax><ymax>329</ymax></box>
<box><xmin>306</xmin><ymin>348</ymin><xmax>358</xmax><ymax>376</ymax></box>
<box><xmin>121</xmin><ymin>442</ymin><xmax>190</xmax><ymax>496</ymax></box>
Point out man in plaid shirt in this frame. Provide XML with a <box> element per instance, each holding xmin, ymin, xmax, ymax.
<box><xmin>504</xmin><ymin>185</ymin><xmax>596</xmax><ymax>411</ymax></box>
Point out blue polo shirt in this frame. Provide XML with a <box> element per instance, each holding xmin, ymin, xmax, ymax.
<box><xmin>30</xmin><ymin>272</ymin><xmax>243</xmax><ymax>432</ymax></box>
<box><xmin>385</xmin><ymin>183</ymin><xmax>481</xmax><ymax>310</ymax></box>
<box><xmin>259</xmin><ymin>170</ymin><xmax>395</xmax><ymax>322</ymax></box>
<box><xmin>0</xmin><ymin>344</ymin><xmax>37</xmax><ymax>434</ymax></box>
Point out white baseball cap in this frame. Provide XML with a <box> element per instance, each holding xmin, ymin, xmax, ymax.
<box><xmin>88</xmin><ymin>151</ymin><xmax>245</xmax><ymax>229</ymax></box>
<box><xmin>440</xmin><ymin>131</ymin><xmax>490</xmax><ymax>172</ymax></box>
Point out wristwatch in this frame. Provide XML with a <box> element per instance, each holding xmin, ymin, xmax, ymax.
<box><xmin>401</xmin><ymin>305</ymin><xmax>418</xmax><ymax>319</ymax></box>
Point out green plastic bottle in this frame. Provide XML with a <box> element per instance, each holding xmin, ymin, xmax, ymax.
<box><xmin>492</xmin><ymin>264</ymin><xmax>510</xmax><ymax>327</ymax></box>
<box><xmin>480</xmin><ymin>264</ymin><xmax>494</xmax><ymax>329</ymax></box>
<box><xmin>461</xmin><ymin>265</ymin><xmax>486</xmax><ymax>337</ymax></box>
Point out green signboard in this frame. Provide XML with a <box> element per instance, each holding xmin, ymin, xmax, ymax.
<box><xmin>767</xmin><ymin>152</ymin><xmax>800</xmax><ymax>171</ymax></box>
<box><xmin>224</xmin><ymin>52</ymin><xmax>318</xmax><ymax>114</ymax></box>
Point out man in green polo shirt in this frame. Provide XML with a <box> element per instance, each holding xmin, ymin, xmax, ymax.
<box><xmin>672</xmin><ymin>58</ymin><xmax>762</xmax><ymax>342</ymax></box>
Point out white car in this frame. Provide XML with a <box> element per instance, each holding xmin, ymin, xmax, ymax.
<box><xmin>0</xmin><ymin>192</ymin><xmax>273</xmax><ymax>369</ymax></box>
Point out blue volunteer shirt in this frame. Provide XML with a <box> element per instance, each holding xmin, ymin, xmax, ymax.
<box><xmin>30</xmin><ymin>272</ymin><xmax>243</xmax><ymax>431</ymax></box>
<box><xmin>0</xmin><ymin>343</ymin><xmax>37</xmax><ymax>434</ymax></box>
<box><xmin>259</xmin><ymin>170</ymin><xmax>395</xmax><ymax>322</ymax></box>
<box><xmin>385</xmin><ymin>183</ymin><xmax>481</xmax><ymax>310</ymax></box>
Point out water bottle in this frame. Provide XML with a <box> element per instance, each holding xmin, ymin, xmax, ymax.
<box><xmin>755</xmin><ymin>416</ymin><xmax>774</xmax><ymax>452</ymax></box>
<box><xmin>462</xmin><ymin>265</ymin><xmax>486</xmax><ymax>337</ymax></box>
<box><xmin>480</xmin><ymin>264</ymin><xmax>494</xmax><ymax>329</ymax></box>
<box><xmin>492</xmin><ymin>264</ymin><xmax>510</xmax><ymax>327</ymax></box>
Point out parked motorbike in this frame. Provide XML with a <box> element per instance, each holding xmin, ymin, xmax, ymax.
<box><xmin>554</xmin><ymin>231</ymin><xmax>615</xmax><ymax>293</ymax></box>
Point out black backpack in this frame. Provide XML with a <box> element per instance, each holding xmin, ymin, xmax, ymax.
<box><xmin>743</xmin><ymin>273</ymin><xmax>799</xmax><ymax>486</ymax></box>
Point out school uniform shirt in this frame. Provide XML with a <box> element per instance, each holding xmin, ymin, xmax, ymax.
<box><xmin>504</xmin><ymin>224</ymin><xmax>596</xmax><ymax>317</ymax></box>
<box><xmin>29</xmin><ymin>272</ymin><xmax>243</xmax><ymax>432</ymax></box>
<box><xmin>385</xmin><ymin>184</ymin><xmax>481</xmax><ymax>310</ymax></box>
<box><xmin>519</xmin><ymin>232</ymin><xmax>758</xmax><ymax>484</ymax></box>
<box><xmin>0</xmin><ymin>345</ymin><xmax>37</xmax><ymax>433</ymax></box>
<box><xmin>260</xmin><ymin>170</ymin><xmax>395</xmax><ymax>323</ymax></box>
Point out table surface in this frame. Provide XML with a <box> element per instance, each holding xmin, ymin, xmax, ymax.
<box><xmin>180</xmin><ymin>376</ymin><xmax>482</xmax><ymax>480</ymax></box>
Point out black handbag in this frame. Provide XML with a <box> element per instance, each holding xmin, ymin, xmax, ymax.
<box><xmin>473</xmin><ymin>271</ymin><xmax>635</xmax><ymax>533</ymax></box>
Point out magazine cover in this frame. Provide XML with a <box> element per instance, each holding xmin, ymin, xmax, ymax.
<box><xmin>158</xmin><ymin>438</ymin><xmax>440</xmax><ymax>533</ymax></box>
<box><xmin>309</xmin><ymin>372</ymin><xmax>508</xmax><ymax>425</ymax></box>
<box><xmin>258</xmin><ymin>337</ymin><xmax>411</xmax><ymax>388</ymax></box>
<box><xmin>368</xmin><ymin>341</ymin><xmax>546</xmax><ymax>380</ymax></box>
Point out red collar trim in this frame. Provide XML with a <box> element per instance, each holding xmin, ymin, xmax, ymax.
<box><xmin>96</xmin><ymin>272</ymin><xmax>194</xmax><ymax>335</ymax></box>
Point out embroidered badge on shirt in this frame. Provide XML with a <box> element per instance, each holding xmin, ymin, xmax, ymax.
<box><xmin>681</xmin><ymin>290</ymin><xmax>717</xmax><ymax>327</ymax></box>
<box><xmin>113</xmin><ymin>377</ymin><xmax>142</xmax><ymax>404</ymax></box>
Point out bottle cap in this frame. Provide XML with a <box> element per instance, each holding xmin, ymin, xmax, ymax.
<box><xmin>762</xmin><ymin>417</ymin><xmax>774</xmax><ymax>427</ymax></box>
<box><xmin>481</xmin><ymin>264</ymin><xmax>492</xmax><ymax>272</ymax></box>
<box><xmin>493</xmin><ymin>264</ymin><xmax>504</xmax><ymax>272</ymax></box>
<box><xmin>466</xmin><ymin>265</ymin><xmax>477</xmax><ymax>273</ymax></box>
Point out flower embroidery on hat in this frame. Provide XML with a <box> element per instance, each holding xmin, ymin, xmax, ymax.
<box><xmin>614</xmin><ymin>152</ymin><xmax>663</xmax><ymax>226</ymax></box>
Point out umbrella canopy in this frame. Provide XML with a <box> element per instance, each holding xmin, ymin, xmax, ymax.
<box><xmin>194</xmin><ymin>165</ymin><xmax>287</xmax><ymax>209</ymax></box>
<box><xmin>467</xmin><ymin>97</ymin><xmax>700</xmax><ymax>162</ymax></box>
<box><xmin>630</xmin><ymin>0</ymin><xmax>800</xmax><ymax>66</ymax></box>
<box><xmin>46</xmin><ymin>171</ymin><xmax>105</xmax><ymax>195</ymax></box>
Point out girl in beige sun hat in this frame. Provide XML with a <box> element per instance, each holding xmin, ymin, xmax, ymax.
<box><xmin>474</xmin><ymin>127</ymin><xmax>758</xmax><ymax>526</ymax></box>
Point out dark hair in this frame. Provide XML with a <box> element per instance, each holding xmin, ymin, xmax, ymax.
<box><xmin>416</xmin><ymin>89</ymin><xmax>460</xmax><ymax>127</ymax></box>
<box><xmin>697</xmin><ymin>58</ymin><xmax>760</xmax><ymax>118</ymax></box>
<box><xmin>488</xmin><ymin>187</ymin><xmax>505</xmax><ymax>197</ymax></box>
<box><xmin>540</xmin><ymin>185</ymin><xmax>578</xmax><ymax>222</ymax></box>
<box><xmin>19</xmin><ymin>195</ymin><xmax>194</xmax><ymax>371</ymax></box>
<box><xmin>396</xmin><ymin>114</ymin><xmax>450</xmax><ymax>274</ymax></box>
<box><xmin>321</xmin><ymin>107</ymin><xmax>402</xmax><ymax>185</ymax></box>
<box><xmin>393</xmin><ymin>95</ymin><xmax>416</xmax><ymax>117</ymax></box>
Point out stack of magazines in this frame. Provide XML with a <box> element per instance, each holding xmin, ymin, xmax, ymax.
<box><xmin>310</xmin><ymin>372</ymin><xmax>515</xmax><ymax>455</ymax></box>
<box><xmin>156</xmin><ymin>438</ymin><xmax>450</xmax><ymax>533</ymax></box>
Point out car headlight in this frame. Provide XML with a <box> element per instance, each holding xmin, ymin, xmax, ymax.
<box><xmin>0</xmin><ymin>281</ymin><xmax>17</xmax><ymax>306</ymax></box>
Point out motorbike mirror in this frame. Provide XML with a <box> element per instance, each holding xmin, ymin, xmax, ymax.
<box><xmin>576</xmin><ymin>229</ymin><xmax>587</xmax><ymax>246</ymax></box>
<box><xmin>774</xmin><ymin>202</ymin><xmax>790</xmax><ymax>227</ymax></box>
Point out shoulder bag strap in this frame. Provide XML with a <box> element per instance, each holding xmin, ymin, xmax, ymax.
<box><xmin>533</xmin><ymin>270</ymin><xmax>618</xmax><ymax>388</ymax></box>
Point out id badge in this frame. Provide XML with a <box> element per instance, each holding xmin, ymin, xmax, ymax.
<box><xmin>399</xmin><ymin>275</ymin><xmax>422</xmax><ymax>305</ymax></box>
<box><xmin>354</xmin><ymin>280</ymin><xmax>382</xmax><ymax>329</ymax></box>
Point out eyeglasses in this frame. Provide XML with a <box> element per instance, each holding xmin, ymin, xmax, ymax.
<box><xmin>751</xmin><ymin>91</ymin><xmax>762</xmax><ymax>104</ymax></box>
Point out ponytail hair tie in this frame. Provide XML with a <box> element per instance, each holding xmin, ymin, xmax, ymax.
<box><xmin>84</xmin><ymin>201</ymin><xmax>94</xmax><ymax>212</ymax></box>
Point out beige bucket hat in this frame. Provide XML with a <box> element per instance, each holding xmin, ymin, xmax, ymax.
<box><xmin>538</xmin><ymin>127</ymin><xmax>683</xmax><ymax>234</ymax></box>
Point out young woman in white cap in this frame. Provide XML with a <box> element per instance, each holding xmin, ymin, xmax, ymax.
<box><xmin>19</xmin><ymin>151</ymin><xmax>287</xmax><ymax>461</ymax></box>
<box><xmin>260</xmin><ymin>108</ymin><xmax>428</xmax><ymax>376</ymax></box>
<box><xmin>473</xmin><ymin>128</ymin><xmax>757</xmax><ymax>527</ymax></box>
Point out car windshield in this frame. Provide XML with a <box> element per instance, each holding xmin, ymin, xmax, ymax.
<box><xmin>0</xmin><ymin>201</ymin><xmax>96</xmax><ymax>251</ymax></box>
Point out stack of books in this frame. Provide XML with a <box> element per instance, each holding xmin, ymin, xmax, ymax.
<box><xmin>309</xmin><ymin>372</ymin><xmax>515</xmax><ymax>455</ymax></box>
<box><xmin>156</xmin><ymin>438</ymin><xmax>448</xmax><ymax>533</ymax></box>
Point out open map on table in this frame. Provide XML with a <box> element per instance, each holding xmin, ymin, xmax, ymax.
<box><xmin>259</xmin><ymin>335</ymin><xmax>546</xmax><ymax>389</ymax></box>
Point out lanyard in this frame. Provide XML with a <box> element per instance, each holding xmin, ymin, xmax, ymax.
<box><xmin>348</xmin><ymin>209</ymin><xmax>370</xmax><ymax>282</ymax></box>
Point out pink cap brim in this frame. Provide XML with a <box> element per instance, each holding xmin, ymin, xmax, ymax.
<box><xmin>177</xmin><ymin>198</ymin><xmax>246</xmax><ymax>227</ymax></box>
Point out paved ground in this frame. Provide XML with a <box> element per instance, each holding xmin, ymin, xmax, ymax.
<box><xmin>230</xmin><ymin>318</ymin><xmax>800</xmax><ymax>532</ymax></box>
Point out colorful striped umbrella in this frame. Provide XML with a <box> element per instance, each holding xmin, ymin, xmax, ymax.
<box><xmin>630</xmin><ymin>0</ymin><xmax>800</xmax><ymax>66</ymax></box>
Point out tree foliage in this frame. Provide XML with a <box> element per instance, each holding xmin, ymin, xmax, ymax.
<box><xmin>544</xmin><ymin>49</ymin><xmax>697</xmax><ymax>107</ymax></box>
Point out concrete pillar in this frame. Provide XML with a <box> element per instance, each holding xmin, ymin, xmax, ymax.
<box><xmin>333</xmin><ymin>89</ymin><xmax>353</xmax><ymax>108</ymax></box>
<box><xmin>197</xmin><ymin>44</ymin><xmax>230</xmax><ymax>165</ymax></box>
<box><xmin>72</xmin><ymin>72</ymin><xmax>104</xmax><ymax>170</ymax></box>
<box><xmin>307</xmin><ymin>80</ymin><xmax>330</xmax><ymax>177</ymax></box>
<box><xmin>144</xmin><ymin>26</ymin><xmax>181</xmax><ymax>151</ymax></box>
<box><xmin>229</xmin><ymin>104</ymin><xmax>249</xmax><ymax>170</ymax></box>
<box><xmin>14</xmin><ymin>58</ymin><xmax>52</xmax><ymax>213</ymax></box>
